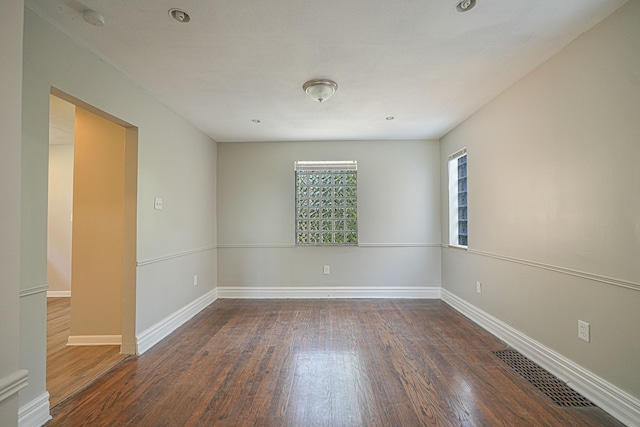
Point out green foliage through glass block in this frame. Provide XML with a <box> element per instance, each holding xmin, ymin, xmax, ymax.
<box><xmin>295</xmin><ymin>167</ymin><xmax>357</xmax><ymax>245</ymax></box>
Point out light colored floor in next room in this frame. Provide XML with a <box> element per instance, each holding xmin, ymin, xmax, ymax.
<box><xmin>47</xmin><ymin>297</ymin><xmax>128</xmax><ymax>408</ymax></box>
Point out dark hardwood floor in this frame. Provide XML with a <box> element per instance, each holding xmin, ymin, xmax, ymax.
<box><xmin>47</xmin><ymin>298</ymin><xmax>128</xmax><ymax>407</ymax></box>
<box><xmin>47</xmin><ymin>299</ymin><xmax>622</xmax><ymax>426</ymax></box>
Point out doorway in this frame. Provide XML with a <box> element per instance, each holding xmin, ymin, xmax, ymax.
<box><xmin>46</xmin><ymin>89</ymin><xmax>138</xmax><ymax>406</ymax></box>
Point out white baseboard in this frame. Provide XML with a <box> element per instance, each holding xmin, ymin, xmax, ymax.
<box><xmin>47</xmin><ymin>291</ymin><xmax>70</xmax><ymax>298</ymax></box>
<box><xmin>18</xmin><ymin>392</ymin><xmax>51</xmax><ymax>427</ymax></box>
<box><xmin>217</xmin><ymin>286</ymin><xmax>441</xmax><ymax>299</ymax></box>
<box><xmin>67</xmin><ymin>335</ymin><xmax>122</xmax><ymax>346</ymax></box>
<box><xmin>137</xmin><ymin>289</ymin><xmax>218</xmax><ymax>355</ymax></box>
<box><xmin>441</xmin><ymin>289</ymin><xmax>640</xmax><ymax>427</ymax></box>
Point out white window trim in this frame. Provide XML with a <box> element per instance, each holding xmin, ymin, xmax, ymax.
<box><xmin>294</xmin><ymin>160</ymin><xmax>357</xmax><ymax>171</ymax></box>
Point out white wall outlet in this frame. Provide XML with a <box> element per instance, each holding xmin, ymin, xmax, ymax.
<box><xmin>476</xmin><ymin>281</ymin><xmax>482</xmax><ymax>294</ymax></box>
<box><xmin>578</xmin><ymin>320</ymin><xmax>590</xmax><ymax>342</ymax></box>
<box><xmin>323</xmin><ymin>265</ymin><xmax>330</xmax><ymax>275</ymax></box>
<box><xmin>154</xmin><ymin>197</ymin><xmax>163</xmax><ymax>210</ymax></box>
<box><xmin>193</xmin><ymin>275</ymin><xmax>198</xmax><ymax>286</ymax></box>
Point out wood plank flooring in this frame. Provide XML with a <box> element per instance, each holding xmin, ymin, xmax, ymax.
<box><xmin>47</xmin><ymin>297</ymin><xmax>128</xmax><ymax>408</ymax></box>
<box><xmin>48</xmin><ymin>299</ymin><xmax>622</xmax><ymax>426</ymax></box>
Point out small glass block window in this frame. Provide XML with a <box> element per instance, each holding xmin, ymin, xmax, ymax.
<box><xmin>295</xmin><ymin>161</ymin><xmax>357</xmax><ymax>245</ymax></box>
<box><xmin>448</xmin><ymin>149</ymin><xmax>468</xmax><ymax>248</ymax></box>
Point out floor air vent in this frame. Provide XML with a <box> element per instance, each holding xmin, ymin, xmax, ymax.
<box><xmin>493</xmin><ymin>349</ymin><xmax>596</xmax><ymax>408</ymax></box>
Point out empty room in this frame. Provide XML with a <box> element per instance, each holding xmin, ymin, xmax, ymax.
<box><xmin>1</xmin><ymin>0</ymin><xmax>639</xmax><ymax>426</ymax></box>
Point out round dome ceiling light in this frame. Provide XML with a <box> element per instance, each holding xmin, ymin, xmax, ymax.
<box><xmin>169</xmin><ymin>8</ymin><xmax>191</xmax><ymax>23</ymax></box>
<box><xmin>82</xmin><ymin>10</ymin><xmax>105</xmax><ymax>27</ymax></box>
<box><xmin>456</xmin><ymin>0</ymin><xmax>476</xmax><ymax>12</ymax></box>
<box><xmin>303</xmin><ymin>79</ymin><xmax>338</xmax><ymax>103</ymax></box>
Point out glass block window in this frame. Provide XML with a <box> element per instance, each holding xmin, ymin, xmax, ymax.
<box><xmin>295</xmin><ymin>161</ymin><xmax>357</xmax><ymax>245</ymax></box>
<box><xmin>448</xmin><ymin>149</ymin><xmax>468</xmax><ymax>248</ymax></box>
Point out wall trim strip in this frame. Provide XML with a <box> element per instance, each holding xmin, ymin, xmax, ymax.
<box><xmin>217</xmin><ymin>244</ymin><xmax>294</xmax><ymax>249</ymax></box>
<box><xmin>357</xmin><ymin>243</ymin><xmax>441</xmax><ymax>248</ymax></box>
<box><xmin>0</xmin><ymin>369</ymin><xmax>28</xmax><ymax>404</ymax></box>
<box><xmin>442</xmin><ymin>245</ymin><xmax>639</xmax><ymax>292</ymax></box>
<box><xmin>19</xmin><ymin>284</ymin><xmax>48</xmax><ymax>298</ymax></box>
<box><xmin>137</xmin><ymin>246</ymin><xmax>217</xmax><ymax>267</ymax></box>
<box><xmin>217</xmin><ymin>243</ymin><xmax>441</xmax><ymax>249</ymax></box>
<box><xmin>441</xmin><ymin>289</ymin><xmax>640</xmax><ymax>426</ymax></box>
<box><xmin>47</xmin><ymin>290</ymin><xmax>71</xmax><ymax>298</ymax></box>
<box><xmin>18</xmin><ymin>391</ymin><xmax>51</xmax><ymax>427</ymax></box>
<box><xmin>67</xmin><ymin>335</ymin><xmax>122</xmax><ymax>346</ymax></box>
<box><xmin>217</xmin><ymin>286</ymin><xmax>441</xmax><ymax>299</ymax></box>
<box><xmin>136</xmin><ymin>289</ymin><xmax>218</xmax><ymax>355</ymax></box>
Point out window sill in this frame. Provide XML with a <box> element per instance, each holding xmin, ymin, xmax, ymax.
<box><xmin>448</xmin><ymin>244</ymin><xmax>468</xmax><ymax>251</ymax></box>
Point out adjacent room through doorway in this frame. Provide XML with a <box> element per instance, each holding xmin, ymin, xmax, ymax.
<box><xmin>46</xmin><ymin>92</ymin><xmax>138</xmax><ymax>406</ymax></box>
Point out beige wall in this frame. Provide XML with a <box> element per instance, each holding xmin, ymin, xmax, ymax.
<box><xmin>47</xmin><ymin>144</ymin><xmax>74</xmax><ymax>293</ymax></box>
<box><xmin>217</xmin><ymin>140</ymin><xmax>441</xmax><ymax>292</ymax></box>
<box><xmin>70</xmin><ymin>107</ymin><xmax>125</xmax><ymax>338</ymax></box>
<box><xmin>440</xmin><ymin>0</ymin><xmax>639</xmax><ymax>400</ymax></box>
<box><xmin>0</xmin><ymin>0</ymin><xmax>24</xmax><ymax>425</ymax></box>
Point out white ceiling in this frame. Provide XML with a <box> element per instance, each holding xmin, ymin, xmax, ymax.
<box><xmin>28</xmin><ymin>0</ymin><xmax>626</xmax><ymax>143</ymax></box>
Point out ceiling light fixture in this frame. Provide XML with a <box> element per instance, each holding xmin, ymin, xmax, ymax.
<box><xmin>169</xmin><ymin>8</ymin><xmax>191</xmax><ymax>23</ymax></box>
<box><xmin>82</xmin><ymin>9</ymin><xmax>105</xmax><ymax>27</ymax></box>
<box><xmin>456</xmin><ymin>0</ymin><xmax>476</xmax><ymax>12</ymax></box>
<box><xmin>303</xmin><ymin>79</ymin><xmax>338</xmax><ymax>103</ymax></box>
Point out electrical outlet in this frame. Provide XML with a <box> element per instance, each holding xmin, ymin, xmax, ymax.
<box><xmin>476</xmin><ymin>281</ymin><xmax>482</xmax><ymax>294</ymax></box>
<box><xmin>193</xmin><ymin>275</ymin><xmax>198</xmax><ymax>286</ymax></box>
<box><xmin>578</xmin><ymin>320</ymin><xmax>590</xmax><ymax>342</ymax></box>
<box><xmin>323</xmin><ymin>265</ymin><xmax>330</xmax><ymax>275</ymax></box>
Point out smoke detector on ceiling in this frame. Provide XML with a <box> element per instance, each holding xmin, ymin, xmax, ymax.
<box><xmin>82</xmin><ymin>10</ymin><xmax>105</xmax><ymax>27</ymax></box>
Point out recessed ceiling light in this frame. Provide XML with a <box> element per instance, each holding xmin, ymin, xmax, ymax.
<box><xmin>169</xmin><ymin>8</ymin><xmax>191</xmax><ymax>23</ymax></box>
<box><xmin>82</xmin><ymin>10</ymin><xmax>105</xmax><ymax>27</ymax></box>
<box><xmin>251</xmin><ymin>119</ymin><xmax>261</xmax><ymax>123</ymax></box>
<box><xmin>386</xmin><ymin>116</ymin><xmax>395</xmax><ymax>121</ymax></box>
<box><xmin>456</xmin><ymin>0</ymin><xmax>476</xmax><ymax>12</ymax></box>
